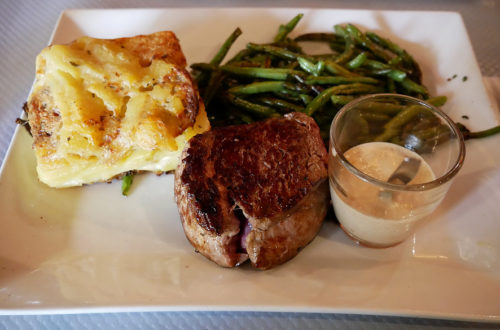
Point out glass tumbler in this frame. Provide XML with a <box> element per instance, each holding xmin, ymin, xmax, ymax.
<box><xmin>328</xmin><ymin>94</ymin><xmax>465</xmax><ymax>247</ymax></box>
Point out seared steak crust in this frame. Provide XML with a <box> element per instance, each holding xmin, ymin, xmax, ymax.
<box><xmin>175</xmin><ymin>112</ymin><xmax>328</xmax><ymax>269</ymax></box>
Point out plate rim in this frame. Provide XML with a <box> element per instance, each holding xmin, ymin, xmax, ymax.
<box><xmin>1</xmin><ymin>7</ymin><xmax>499</xmax><ymax>322</ymax></box>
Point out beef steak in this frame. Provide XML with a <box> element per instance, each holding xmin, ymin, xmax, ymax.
<box><xmin>174</xmin><ymin>112</ymin><xmax>329</xmax><ymax>269</ymax></box>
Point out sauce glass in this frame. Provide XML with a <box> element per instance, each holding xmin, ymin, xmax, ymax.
<box><xmin>329</xmin><ymin>94</ymin><xmax>465</xmax><ymax>247</ymax></box>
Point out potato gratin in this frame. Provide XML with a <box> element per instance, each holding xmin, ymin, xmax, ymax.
<box><xmin>26</xmin><ymin>31</ymin><xmax>209</xmax><ymax>187</ymax></box>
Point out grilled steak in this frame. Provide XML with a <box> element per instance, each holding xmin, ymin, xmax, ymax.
<box><xmin>174</xmin><ymin>112</ymin><xmax>329</xmax><ymax>270</ymax></box>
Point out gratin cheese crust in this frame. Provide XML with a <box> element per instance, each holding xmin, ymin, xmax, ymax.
<box><xmin>26</xmin><ymin>31</ymin><xmax>209</xmax><ymax>187</ymax></box>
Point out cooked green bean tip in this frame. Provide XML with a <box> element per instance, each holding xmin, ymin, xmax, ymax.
<box><xmin>298</xmin><ymin>57</ymin><xmax>324</xmax><ymax>76</ymax></box>
<box><xmin>426</xmin><ymin>96</ymin><xmax>447</xmax><ymax>107</ymax></box>
<box><xmin>194</xmin><ymin>27</ymin><xmax>243</xmax><ymax>84</ymax></box>
<box><xmin>121</xmin><ymin>173</ymin><xmax>134</xmax><ymax>196</ymax></box>
<box><xmin>347</xmin><ymin>52</ymin><xmax>367</xmax><ymax>69</ymax></box>
<box><xmin>274</xmin><ymin>13</ymin><xmax>304</xmax><ymax>42</ymax></box>
<box><xmin>211</xmin><ymin>27</ymin><xmax>242</xmax><ymax>66</ymax></box>
<box><xmin>399</xmin><ymin>78</ymin><xmax>428</xmax><ymax>97</ymax></box>
<box><xmin>333</xmin><ymin>25</ymin><xmax>348</xmax><ymax>38</ymax></box>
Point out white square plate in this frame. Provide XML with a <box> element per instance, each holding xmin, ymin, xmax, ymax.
<box><xmin>1</xmin><ymin>8</ymin><xmax>499</xmax><ymax>321</ymax></box>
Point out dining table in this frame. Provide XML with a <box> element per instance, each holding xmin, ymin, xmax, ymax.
<box><xmin>0</xmin><ymin>0</ymin><xmax>499</xmax><ymax>329</ymax></box>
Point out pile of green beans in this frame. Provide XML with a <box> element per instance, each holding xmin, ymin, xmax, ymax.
<box><xmin>191</xmin><ymin>13</ymin><xmax>500</xmax><ymax>141</ymax></box>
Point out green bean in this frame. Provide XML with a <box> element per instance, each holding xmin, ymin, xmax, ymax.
<box><xmin>457</xmin><ymin>123</ymin><xmax>500</xmax><ymax>140</ymax></box>
<box><xmin>386</xmin><ymin>70</ymin><xmax>407</xmax><ymax>82</ymax></box>
<box><xmin>211</xmin><ymin>27</ymin><xmax>242</xmax><ymax>66</ymax></box>
<box><xmin>225</xmin><ymin>94</ymin><xmax>280</xmax><ymax>118</ymax></box>
<box><xmin>227</xmin><ymin>48</ymin><xmax>254</xmax><ymax>63</ymax></box>
<box><xmin>272</xmin><ymin>39</ymin><xmax>304</xmax><ymax>53</ymax></box>
<box><xmin>305</xmin><ymin>83</ymin><xmax>380</xmax><ymax>116</ymax></box>
<box><xmin>364</xmin><ymin>60</ymin><xmax>407</xmax><ymax>82</ymax></box>
<box><xmin>398</xmin><ymin>78</ymin><xmax>428</xmax><ymax>96</ymax></box>
<box><xmin>324</xmin><ymin>60</ymin><xmax>358</xmax><ymax>77</ymax></box>
<box><xmin>195</xmin><ymin>27</ymin><xmax>242</xmax><ymax>84</ymax></box>
<box><xmin>294</xmin><ymin>32</ymin><xmax>338</xmax><ymax>43</ymax></box>
<box><xmin>299</xmin><ymin>94</ymin><xmax>313</xmax><ymax>105</ymax></box>
<box><xmin>257</xmin><ymin>96</ymin><xmax>306</xmax><ymax>113</ymax></box>
<box><xmin>330</xmin><ymin>95</ymin><xmax>355</xmax><ymax>105</ymax></box>
<box><xmin>342</xmin><ymin>112</ymin><xmax>371</xmax><ymax>146</ymax></box>
<box><xmin>247</xmin><ymin>42</ymin><xmax>306</xmax><ymax>61</ymax></box>
<box><xmin>305</xmin><ymin>88</ymin><xmax>337</xmax><ymax>116</ymax></box>
<box><xmin>228</xmin><ymin>81</ymin><xmax>287</xmax><ymax>94</ymax></box>
<box><xmin>411</xmin><ymin>124</ymin><xmax>450</xmax><ymax>141</ymax></box>
<box><xmin>374</xmin><ymin>128</ymin><xmax>401</xmax><ymax>142</ymax></box>
<box><xmin>121</xmin><ymin>173</ymin><xmax>134</xmax><ymax>196</ymax></box>
<box><xmin>191</xmin><ymin>62</ymin><xmax>219</xmax><ymax>72</ymax></box>
<box><xmin>274</xmin><ymin>13</ymin><xmax>304</xmax><ymax>42</ymax></box>
<box><xmin>426</xmin><ymin>95</ymin><xmax>447</xmax><ymax>107</ymax></box>
<box><xmin>404</xmin><ymin>116</ymin><xmax>441</xmax><ymax>133</ymax></box>
<box><xmin>297</xmin><ymin>57</ymin><xmax>316</xmax><ymax>74</ymax></box>
<box><xmin>226</xmin><ymin>79</ymin><xmax>306</xmax><ymax>95</ymax></box>
<box><xmin>404</xmin><ymin>124</ymin><xmax>452</xmax><ymax>153</ymax></box>
<box><xmin>387</xmin><ymin>77</ymin><xmax>396</xmax><ymax>93</ymax></box>
<box><xmin>365</xmin><ymin>31</ymin><xmax>422</xmax><ymax>82</ymax></box>
<box><xmin>247</xmin><ymin>43</ymin><xmax>357</xmax><ymax>78</ymax></box>
<box><xmin>248</xmin><ymin>43</ymin><xmax>359</xmax><ymax>78</ymax></box>
<box><xmin>333</xmin><ymin>25</ymin><xmax>348</xmax><ymax>38</ymax></box>
<box><xmin>298</xmin><ymin>57</ymin><xmax>324</xmax><ymax>76</ymax></box>
<box><xmin>286</xmin><ymin>61</ymin><xmax>300</xmax><ymax>69</ymax></box>
<box><xmin>388</xmin><ymin>56</ymin><xmax>403</xmax><ymax>67</ymax></box>
<box><xmin>334</xmin><ymin>37</ymin><xmax>355</xmax><ymax>64</ymax></box>
<box><xmin>366</xmin><ymin>31</ymin><xmax>415</xmax><ymax>64</ymax></box>
<box><xmin>344</xmin><ymin>83</ymin><xmax>381</xmax><ymax>94</ymax></box>
<box><xmin>345</xmin><ymin>24</ymin><xmax>391</xmax><ymax>62</ymax></box>
<box><xmin>344</xmin><ymin>24</ymin><xmax>365</xmax><ymax>39</ymax></box>
<box><xmin>363</xmin><ymin>59</ymin><xmax>386</xmax><ymax>70</ymax></box>
<box><xmin>249</xmin><ymin>54</ymin><xmax>271</xmax><ymax>66</ymax></box>
<box><xmin>283</xmin><ymin>81</ymin><xmax>313</xmax><ymax>93</ymax></box>
<box><xmin>375</xmin><ymin>105</ymin><xmax>426</xmax><ymax>141</ymax></box>
<box><xmin>366</xmin><ymin>32</ymin><xmax>403</xmax><ymax>55</ymax></box>
<box><xmin>311</xmin><ymin>53</ymin><xmax>338</xmax><ymax>60</ymax></box>
<box><xmin>224</xmin><ymin>60</ymin><xmax>261</xmax><ymax>68</ymax></box>
<box><xmin>386</xmin><ymin>105</ymin><xmax>427</xmax><ymax>128</ymax></box>
<box><xmin>360</xmin><ymin>112</ymin><xmax>392</xmax><ymax>122</ymax></box>
<box><xmin>273</xmin><ymin>89</ymin><xmax>302</xmax><ymax>101</ymax></box>
<box><xmin>347</xmin><ymin>52</ymin><xmax>367</xmax><ymax>69</ymax></box>
<box><xmin>305</xmin><ymin>75</ymin><xmax>379</xmax><ymax>85</ymax></box>
<box><xmin>357</xmin><ymin>101</ymin><xmax>404</xmax><ymax>115</ymax></box>
<box><xmin>197</xmin><ymin>63</ymin><xmax>303</xmax><ymax>80</ymax></box>
<box><xmin>203</xmin><ymin>72</ymin><xmax>225</xmax><ymax>107</ymax></box>
<box><xmin>371</xmin><ymin>69</ymin><xmax>407</xmax><ymax>82</ymax></box>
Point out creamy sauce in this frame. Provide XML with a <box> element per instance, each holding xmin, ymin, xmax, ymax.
<box><xmin>330</xmin><ymin>142</ymin><xmax>442</xmax><ymax>246</ymax></box>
